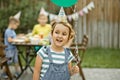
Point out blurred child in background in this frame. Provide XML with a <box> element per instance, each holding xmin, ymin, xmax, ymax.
<box><xmin>32</xmin><ymin>7</ymin><xmax>51</xmax><ymax>38</ymax></box>
<box><xmin>1</xmin><ymin>11</ymin><xmax>21</xmax><ymax>78</ymax></box>
<box><xmin>32</xmin><ymin>7</ymin><xmax>51</xmax><ymax>51</ymax></box>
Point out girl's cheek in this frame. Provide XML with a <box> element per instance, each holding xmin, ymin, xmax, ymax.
<box><xmin>53</xmin><ymin>34</ymin><xmax>57</xmax><ymax>37</ymax></box>
<box><xmin>65</xmin><ymin>36</ymin><xmax>69</xmax><ymax>41</ymax></box>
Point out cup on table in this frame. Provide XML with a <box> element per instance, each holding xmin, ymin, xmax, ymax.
<box><xmin>30</xmin><ymin>37</ymin><xmax>40</xmax><ymax>44</ymax></box>
<box><xmin>39</xmin><ymin>33</ymin><xmax>44</xmax><ymax>39</ymax></box>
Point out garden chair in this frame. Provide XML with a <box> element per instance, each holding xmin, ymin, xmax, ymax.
<box><xmin>0</xmin><ymin>33</ymin><xmax>12</xmax><ymax>80</ymax></box>
<box><xmin>0</xmin><ymin>45</ymin><xmax>12</xmax><ymax>80</ymax></box>
<box><xmin>70</xmin><ymin>35</ymin><xmax>88</xmax><ymax>80</ymax></box>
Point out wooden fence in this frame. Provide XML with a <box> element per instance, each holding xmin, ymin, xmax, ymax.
<box><xmin>75</xmin><ymin>0</ymin><xmax>120</xmax><ymax>48</ymax></box>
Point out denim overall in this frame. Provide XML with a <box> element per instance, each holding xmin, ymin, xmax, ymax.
<box><xmin>42</xmin><ymin>47</ymin><xmax>70</xmax><ymax>80</ymax></box>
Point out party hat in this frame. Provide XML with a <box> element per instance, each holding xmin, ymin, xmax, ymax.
<box><xmin>83</xmin><ymin>7</ymin><xmax>88</xmax><ymax>14</ymax></box>
<box><xmin>57</xmin><ymin>7</ymin><xmax>67</xmax><ymax>22</ymax></box>
<box><xmin>39</xmin><ymin>7</ymin><xmax>48</xmax><ymax>16</ymax></box>
<box><xmin>89</xmin><ymin>1</ymin><xmax>95</xmax><ymax>8</ymax></box>
<box><xmin>13</xmin><ymin>11</ymin><xmax>21</xmax><ymax>21</ymax></box>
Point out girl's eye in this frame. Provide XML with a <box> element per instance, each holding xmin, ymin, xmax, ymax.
<box><xmin>55</xmin><ymin>31</ymin><xmax>59</xmax><ymax>34</ymax></box>
<box><xmin>62</xmin><ymin>32</ymin><xmax>67</xmax><ymax>36</ymax></box>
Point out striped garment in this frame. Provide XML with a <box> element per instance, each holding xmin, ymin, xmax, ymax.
<box><xmin>37</xmin><ymin>46</ymin><xmax>74</xmax><ymax>79</ymax></box>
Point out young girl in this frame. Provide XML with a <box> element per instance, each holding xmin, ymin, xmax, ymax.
<box><xmin>33</xmin><ymin>21</ymin><xmax>78</xmax><ymax>80</ymax></box>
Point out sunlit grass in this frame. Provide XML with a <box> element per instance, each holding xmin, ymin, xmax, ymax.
<box><xmin>81</xmin><ymin>48</ymin><xmax>120</xmax><ymax>68</ymax></box>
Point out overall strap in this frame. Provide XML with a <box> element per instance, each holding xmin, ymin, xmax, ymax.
<box><xmin>46</xmin><ymin>46</ymin><xmax>53</xmax><ymax>63</ymax></box>
<box><xmin>64</xmin><ymin>48</ymin><xmax>70</xmax><ymax>63</ymax></box>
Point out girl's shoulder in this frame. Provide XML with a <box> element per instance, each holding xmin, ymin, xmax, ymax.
<box><xmin>64</xmin><ymin>48</ymin><xmax>71</xmax><ymax>57</ymax></box>
<box><xmin>37</xmin><ymin>46</ymin><xmax>49</xmax><ymax>59</ymax></box>
<box><xmin>38</xmin><ymin>46</ymin><xmax>50</xmax><ymax>54</ymax></box>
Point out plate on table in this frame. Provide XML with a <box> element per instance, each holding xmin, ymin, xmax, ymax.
<box><xmin>14</xmin><ymin>39</ymin><xmax>25</xmax><ymax>43</ymax></box>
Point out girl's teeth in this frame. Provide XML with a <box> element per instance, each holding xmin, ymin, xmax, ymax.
<box><xmin>56</xmin><ymin>39</ymin><xmax>62</xmax><ymax>42</ymax></box>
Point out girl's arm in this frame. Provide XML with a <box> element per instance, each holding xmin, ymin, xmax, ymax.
<box><xmin>33</xmin><ymin>55</ymin><xmax>42</xmax><ymax>80</ymax></box>
<box><xmin>68</xmin><ymin>62</ymin><xmax>73</xmax><ymax>75</ymax></box>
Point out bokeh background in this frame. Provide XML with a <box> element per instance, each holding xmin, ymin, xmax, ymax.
<box><xmin>0</xmin><ymin>0</ymin><xmax>120</xmax><ymax>68</ymax></box>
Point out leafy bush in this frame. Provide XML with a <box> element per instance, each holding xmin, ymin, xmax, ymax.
<box><xmin>0</xmin><ymin>0</ymin><xmax>52</xmax><ymax>33</ymax></box>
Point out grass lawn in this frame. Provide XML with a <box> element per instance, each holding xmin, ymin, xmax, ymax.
<box><xmin>81</xmin><ymin>48</ymin><xmax>120</xmax><ymax>68</ymax></box>
<box><xmin>20</xmin><ymin>48</ymin><xmax>120</xmax><ymax>68</ymax></box>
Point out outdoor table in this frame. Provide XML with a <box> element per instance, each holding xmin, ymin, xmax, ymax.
<box><xmin>12</xmin><ymin>42</ymin><xmax>45</xmax><ymax>79</ymax></box>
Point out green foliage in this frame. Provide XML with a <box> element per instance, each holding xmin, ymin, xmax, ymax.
<box><xmin>0</xmin><ymin>0</ymin><xmax>49</xmax><ymax>33</ymax></box>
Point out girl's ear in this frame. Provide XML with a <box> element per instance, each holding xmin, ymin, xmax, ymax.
<box><xmin>51</xmin><ymin>31</ymin><xmax>54</xmax><ymax>37</ymax></box>
<box><xmin>69</xmin><ymin>31</ymin><xmax>75</xmax><ymax>39</ymax></box>
<box><xmin>70</xmin><ymin>35</ymin><xmax>74</xmax><ymax>39</ymax></box>
<box><xmin>69</xmin><ymin>35</ymin><xmax>74</xmax><ymax>41</ymax></box>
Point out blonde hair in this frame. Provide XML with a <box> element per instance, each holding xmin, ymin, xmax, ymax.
<box><xmin>51</xmin><ymin>21</ymin><xmax>75</xmax><ymax>40</ymax></box>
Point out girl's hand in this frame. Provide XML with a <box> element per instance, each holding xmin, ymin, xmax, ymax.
<box><xmin>71</xmin><ymin>66</ymin><xmax>79</xmax><ymax>75</ymax></box>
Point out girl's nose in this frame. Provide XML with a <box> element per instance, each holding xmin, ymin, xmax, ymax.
<box><xmin>58</xmin><ymin>34</ymin><xmax>62</xmax><ymax>38</ymax></box>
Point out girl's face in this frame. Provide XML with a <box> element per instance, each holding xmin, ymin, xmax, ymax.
<box><xmin>51</xmin><ymin>24</ymin><xmax>70</xmax><ymax>47</ymax></box>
